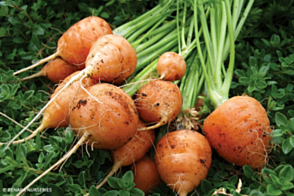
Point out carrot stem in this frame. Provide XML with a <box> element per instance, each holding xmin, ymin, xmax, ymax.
<box><xmin>16</xmin><ymin>132</ymin><xmax>90</xmax><ymax>196</ymax></box>
<box><xmin>13</xmin><ymin>52</ymin><xmax>59</xmax><ymax>75</ymax></box>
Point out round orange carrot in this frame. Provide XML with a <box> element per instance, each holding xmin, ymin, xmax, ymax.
<box><xmin>132</xmin><ymin>156</ymin><xmax>162</xmax><ymax>195</ymax></box>
<box><xmin>157</xmin><ymin>52</ymin><xmax>187</xmax><ymax>81</ymax></box>
<box><xmin>14</xmin><ymin>16</ymin><xmax>113</xmax><ymax>75</ymax></box>
<box><xmin>155</xmin><ymin>130</ymin><xmax>212</xmax><ymax>196</ymax></box>
<box><xmin>203</xmin><ymin>96</ymin><xmax>272</xmax><ymax>169</ymax></box>
<box><xmin>17</xmin><ymin>82</ymin><xmax>139</xmax><ymax>195</ymax></box>
<box><xmin>91</xmin><ymin>120</ymin><xmax>155</xmax><ymax>192</ymax></box>
<box><xmin>135</xmin><ymin>79</ymin><xmax>183</xmax><ymax>131</ymax></box>
<box><xmin>21</xmin><ymin>58</ymin><xmax>80</xmax><ymax>83</ymax></box>
<box><xmin>0</xmin><ymin>71</ymin><xmax>96</xmax><ymax>146</ymax></box>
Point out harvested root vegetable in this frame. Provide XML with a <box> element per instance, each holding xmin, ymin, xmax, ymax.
<box><xmin>135</xmin><ymin>79</ymin><xmax>182</xmax><ymax>131</ymax></box>
<box><xmin>16</xmin><ymin>83</ymin><xmax>139</xmax><ymax>195</ymax></box>
<box><xmin>6</xmin><ymin>34</ymin><xmax>137</xmax><ymax>149</ymax></box>
<box><xmin>21</xmin><ymin>58</ymin><xmax>80</xmax><ymax>83</ymax></box>
<box><xmin>14</xmin><ymin>16</ymin><xmax>113</xmax><ymax>75</ymax></box>
<box><xmin>69</xmin><ymin>83</ymin><xmax>139</xmax><ymax>150</ymax></box>
<box><xmin>155</xmin><ymin>130</ymin><xmax>212</xmax><ymax>196</ymax></box>
<box><xmin>0</xmin><ymin>71</ymin><xmax>96</xmax><ymax>146</ymax></box>
<box><xmin>91</xmin><ymin>120</ymin><xmax>155</xmax><ymax>191</ymax></box>
<box><xmin>203</xmin><ymin>96</ymin><xmax>272</xmax><ymax>169</ymax></box>
<box><xmin>157</xmin><ymin>52</ymin><xmax>186</xmax><ymax>81</ymax></box>
<box><xmin>132</xmin><ymin>156</ymin><xmax>162</xmax><ymax>195</ymax></box>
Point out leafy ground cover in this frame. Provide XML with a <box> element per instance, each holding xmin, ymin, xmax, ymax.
<box><xmin>0</xmin><ymin>0</ymin><xmax>294</xmax><ymax>196</ymax></box>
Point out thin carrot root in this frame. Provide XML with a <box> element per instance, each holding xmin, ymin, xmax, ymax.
<box><xmin>13</xmin><ymin>52</ymin><xmax>59</xmax><ymax>75</ymax></box>
<box><xmin>137</xmin><ymin>116</ymin><xmax>168</xmax><ymax>131</ymax></box>
<box><xmin>96</xmin><ymin>161</ymin><xmax>123</xmax><ymax>190</ymax></box>
<box><xmin>20</xmin><ymin>72</ymin><xmax>44</xmax><ymax>82</ymax></box>
<box><xmin>16</xmin><ymin>132</ymin><xmax>90</xmax><ymax>196</ymax></box>
<box><xmin>4</xmin><ymin>71</ymin><xmax>85</xmax><ymax>150</ymax></box>
<box><xmin>0</xmin><ymin>123</ymin><xmax>46</xmax><ymax>146</ymax></box>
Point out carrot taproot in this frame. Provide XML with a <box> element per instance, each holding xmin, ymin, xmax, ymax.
<box><xmin>14</xmin><ymin>16</ymin><xmax>113</xmax><ymax>75</ymax></box>
<box><xmin>132</xmin><ymin>156</ymin><xmax>162</xmax><ymax>195</ymax></box>
<box><xmin>155</xmin><ymin>130</ymin><xmax>212</xmax><ymax>196</ymax></box>
<box><xmin>135</xmin><ymin>79</ymin><xmax>182</xmax><ymax>131</ymax></box>
<box><xmin>21</xmin><ymin>58</ymin><xmax>80</xmax><ymax>83</ymax></box>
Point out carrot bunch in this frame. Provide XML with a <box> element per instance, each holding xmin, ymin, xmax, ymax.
<box><xmin>3</xmin><ymin>0</ymin><xmax>271</xmax><ymax>196</ymax></box>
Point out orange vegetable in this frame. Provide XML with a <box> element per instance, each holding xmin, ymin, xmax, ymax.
<box><xmin>0</xmin><ymin>71</ymin><xmax>96</xmax><ymax>146</ymax></box>
<box><xmin>155</xmin><ymin>130</ymin><xmax>212</xmax><ymax>196</ymax></box>
<box><xmin>92</xmin><ymin>120</ymin><xmax>155</xmax><ymax>191</ymax></box>
<box><xmin>132</xmin><ymin>156</ymin><xmax>162</xmax><ymax>195</ymax></box>
<box><xmin>14</xmin><ymin>16</ymin><xmax>113</xmax><ymax>75</ymax></box>
<box><xmin>21</xmin><ymin>58</ymin><xmax>80</xmax><ymax>83</ymax></box>
<box><xmin>7</xmin><ymin>34</ymin><xmax>137</xmax><ymax>149</ymax></box>
<box><xmin>17</xmin><ymin>83</ymin><xmax>139</xmax><ymax>195</ymax></box>
<box><xmin>157</xmin><ymin>52</ymin><xmax>187</xmax><ymax>81</ymax></box>
<box><xmin>203</xmin><ymin>96</ymin><xmax>272</xmax><ymax>169</ymax></box>
<box><xmin>135</xmin><ymin>79</ymin><xmax>183</xmax><ymax>131</ymax></box>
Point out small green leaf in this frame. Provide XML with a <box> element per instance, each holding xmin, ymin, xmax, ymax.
<box><xmin>78</xmin><ymin>171</ymin><xmax>86</xmax><ymax>187</ymax></box>
<box><xmin>32</xmin><ymin>26</ymin><xmax>44</xmax><ymax>35</ymax></box>
<box><xmin>104</xmin><ymin>190</ymin><xmax>119</xmax><ymax>196</ymax></box>
<box><xmin>119</xmin><ymin>190</ymin><xmax>130</xmax><ymax>196</ymax></box>
<box><xmin>122</xmin><ymin>171</ymin><xmax>134</xmax><ymax>183</ymax></box>
<box><xmin>89</xmin><ymin>185</ymin><xmax>100</xmax><ymax>196</ymax></box>
<box><xmin>266</xmin><ymin>184</ymin><xmax>282</xmax><ymax>195</ymax></box>
<box><xmin>243</xmin><ymin>165</ymin><xmax>254</xmax><ymax>178</ymax></box>
<box><xmin>282</xmin><ymin>138</ymin><xmax>293</xmax><ymax>154</ymax></box>
<box><xmin>23</xmin><ymin>90</ymin><xmax>34</xmax><ymax>101</ymax></box>
<box><xmin>50</xmin><ymin>184</ymin><xmax>64</xmax><ymax>195</ymax></box>
<box><xmin>129</xmin><ymin>188</ymin><xmax>145</xmax><ymax>196</ymax></box>
<box><xmin>279</xmin><ymin>165</ymin><xmax>294</xmax><ymax>181</ymax></box>
<box><xmin>275</xmin><ymin>112</ymin><xmax>288</xmax><ymax>127</ymax></box>
<box><xmin>107</xmin><ymin>177</ymin><xmax>120</xmax><ymax>189</ymax></box>
<box><xmin>271</xmin><ymin>129</ymin><xmax>283</xmax><ymax>137</ymax></box>
<box><xmin>201</xmin><ymin>179</ymin><xmax>212</xmax><ymax>193</ymax></box>
<box><xmin>249</xmin><ymin>56</ymin><xmax>257</xmax><ymax>67</ymax></box>
<box><xmin>281</xmin><ymin>182</ymin><xmax>294</xmax><ymax>191</ymax></box>
<box><xmin>262</xmin><ymin>168</ymin><xmax>276</xmax><ymax>183</ymax></box>
<box><xmin>0</xmin><ymin>27</ymin><xmax>6</xmax><ymax>37</ymax></box>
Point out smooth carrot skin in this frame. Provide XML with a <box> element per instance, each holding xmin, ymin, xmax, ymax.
<box><xmin>155</xmin><ymin>130</ymin><xmax>212</xmax><ymax>196</ymax></box>
<box><xmin>203</xmin><ymin>96</ymin><xmax>272</xmax><ymax>169</ymax></box>
<box><xmin>14</xmin><ymin>16</ymin><xmax>112</xmax><ymax>75</ymax></box>
<box><xmin>132</xmin><ymin>156</ymin><xmax>162</xmax><ymax>195</ymax></box>
<box><xmin>135</xmin><ymin>79</ymin><xmax>183</xmax><ymax>131</ymax></box>
<box><xmin>157</xmin><ymin>52</ymin><xmax>187</xmax><ymax>81</ymax></box>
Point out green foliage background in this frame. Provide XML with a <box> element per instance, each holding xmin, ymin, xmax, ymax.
<box><xmin>0</xmin><ymin>0</ymin><xmax>294</xmax><ymax>196</ymax></box>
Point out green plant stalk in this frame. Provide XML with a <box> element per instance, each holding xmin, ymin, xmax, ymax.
<box><xmin>222</xmin><ymin>0</ymin><xmax>255</xmax><ymax>61</ymax></box>
<box><xmin>131</xmin><ymin>20</ymin><xmax>177</xmax><ymax>51</ymax></box>
<box><xmin>113</xmin><ymin>0</ymin><xmax>174</xmax><ymax>38</ymax></box>
<box><xmin>127</xmin><ymin>15</ymin><xmax>167</xmax><ymax>43</ymax></box>
<box><xmin>194</xmin><ymin>0</ymin><xmax>254</xmax><ymax>109</ymax></box>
